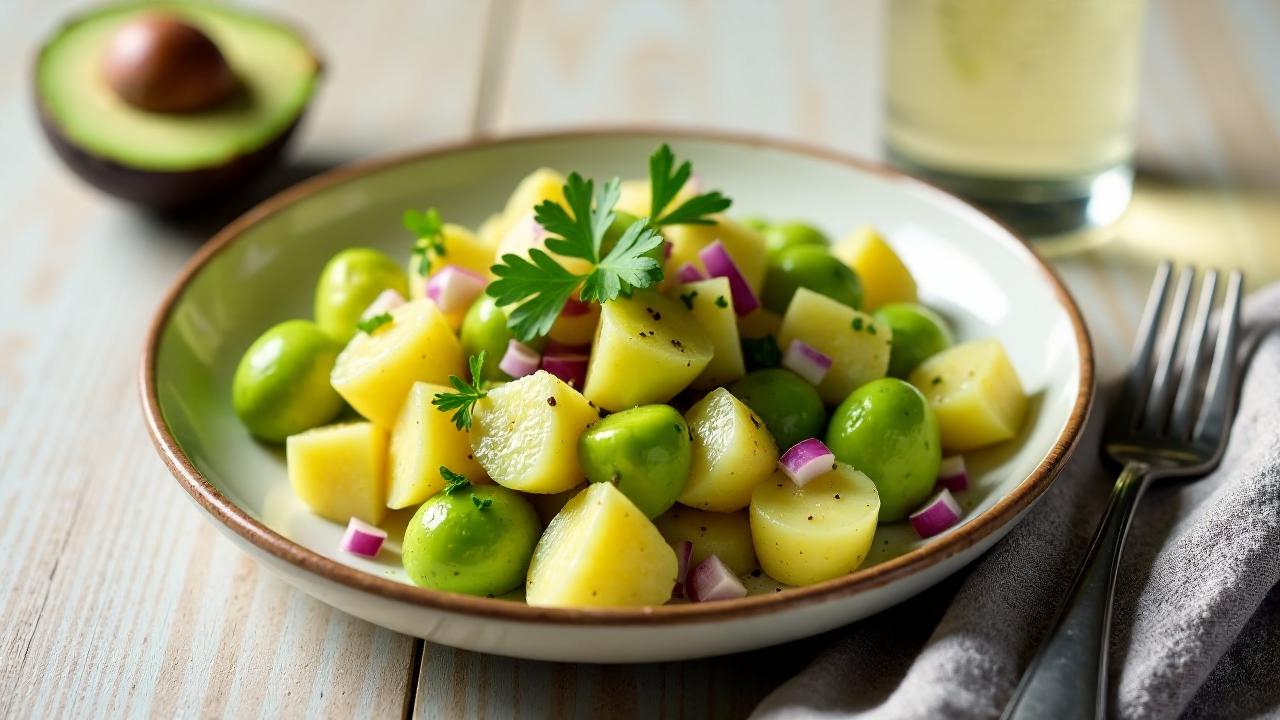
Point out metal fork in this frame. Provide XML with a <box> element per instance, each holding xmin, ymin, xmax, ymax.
<box><xmin>1003</xmin><ymin>262</ymin><xmax>1244</xmax><ymax>720</ymax></box>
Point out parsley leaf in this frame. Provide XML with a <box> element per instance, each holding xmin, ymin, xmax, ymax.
<box><xmin>715</xmin><ymin>295</ymin><xmax>728</xmax><ymax>309</ymax></box>
<box><xmin>648</xmin><ymin>144</ymin><xmax>732</xmax><ymax>227</ymax></box>
<box><xmin>742</xmin><ymin>334</ymin><xmax>782</xmax><ymax>371</ymax></box>
<box><xmin>355</xmin><ymin>312</ymin><xmax>393</xmax><ymax>334</ymax></box>
<box><xmin>404</xmin><ymin>207</ymin><xmax>446</xmax><ymax>275</ymax></box>
<box><xmin>487</xmin><ymin>173</ymin><xmax>664</xmax><ymax>341</ymax></box>
<box><xmin>431</xmin><ymin>352</ymin><xmax>488</xmax><ymax>431</ymax></box>
<box><xmin>472</xmin><ymin>495</ymin><xmax>493</xmax><ymax>510</ymax></box>
<box><xmin>441</xmin><ymin>466</ymin><xmax>470</xmax><ymax>495</ymax></box>
<box><xmin>679</xmin><ymin>290</ymin><xmax>698</xmax><ymax>310</ymax></box>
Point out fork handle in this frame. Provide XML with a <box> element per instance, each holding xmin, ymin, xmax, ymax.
<box><xmin>1002</xmin><ymin>461</ymin><xmax>1150</xmax><ymax>720</ymax></box>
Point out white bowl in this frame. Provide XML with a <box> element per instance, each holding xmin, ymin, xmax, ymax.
<box><xmin>142</xmin><ymin>130</ymin><xmax>1094</xmax><ymax>662</ymax></box>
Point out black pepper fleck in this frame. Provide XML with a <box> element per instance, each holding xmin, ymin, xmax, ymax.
<box><xmin>547</xmin><ymin>396</ymin><xmax>557</xmax><ymax>406</ymax></box>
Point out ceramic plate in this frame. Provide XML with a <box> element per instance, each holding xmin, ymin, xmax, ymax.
<box><xmin>141</xmin><ymin>130</ymin><xmax>1093</xmax><ymax>662</ymax></box>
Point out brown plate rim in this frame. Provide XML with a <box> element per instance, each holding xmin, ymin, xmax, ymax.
<box><xmin>139</xmin><ymin>126</ymin><xmax>1095</xmax><ymax>626</ymax></box>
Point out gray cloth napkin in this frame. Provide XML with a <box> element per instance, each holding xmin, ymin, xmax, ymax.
<box><xmin>753</xmin><ymin>284</ymin><xmax>1280</xmax><ymax>720</ymax></box>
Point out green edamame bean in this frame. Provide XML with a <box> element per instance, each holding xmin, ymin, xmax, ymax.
<box><xmin>874</xmin><ymin>303</ymin><xmax>954</xmax><ymax>378</ymax></box>
<box><xmin>762</xmin><ymin>244</ymin><xmax>863</xmax><ymax>313</ymax></box>
<box><xmin>727</xmin><ymin>369</ymin><xmax>826</xmax><ymax>452</ymax></box>
<box><xmin>314</xmin><ymin>248</ymin><xmax>409</xmax><ymax>344</ymax></box>
<box><xmin>232</xmin><ymin>319</ymin><xmax>344</xmax><ymax>442</ymax></box>
<box><xmin>578</xmin><ymin>405</ymin><xmax>691</xmax><ymax>518</ymax></box>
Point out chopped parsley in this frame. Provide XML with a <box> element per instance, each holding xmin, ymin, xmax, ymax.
<box><xmin>742</xmin><ymin>334</ymin><xmax>782</xmax><ymax>370</ymax></box>
<box><xmin>404</xmin><ymin>207</ymin><xmax>446</xmax><ymax>275</ymax></box>
<box><xmin>851</xmin><ymin>317</ymin><xmax>864</xmax><ymax>331</ymax></box>
<box><xmin>440</xmin><ymin>466</ymin><xmax>470</xmax><ymax>495</ymax></box>
<box><xmin>431</xmin><ymin>352</ymin><xmax>488</xmax><ymax>431</ymax></box>
<box><xmin>714</xmin><ymin>295</ymin><xmax>728</xmax><ymax>309</ymax></box>
<box><xmin>355</xmin><ymin>312</ymin><xmax>392</xmax><ymax>334</ymax></box>
<box><xmin>679</xmin><ymin>290</ymin><xmax>698</xmax><ymax>310</ymax></box>
<box><xmin>472</xmin><ymin>495</ymin><xmax>493</xmax><ymax>510</ymax></box>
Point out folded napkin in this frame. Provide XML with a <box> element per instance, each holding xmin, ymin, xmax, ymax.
<box><xmin>753</xmin><ymin>283</ymin><xmax>1280</xmax><ymax>720</ymax></box>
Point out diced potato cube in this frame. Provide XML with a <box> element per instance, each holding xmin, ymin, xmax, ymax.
<box><xmin>670</xmin><ymin>277</ymin><xmax>745</xmax><ymax>389</ymax></box>
<box><xmin>908</xmin><ymin>338</ymin><xmax>1028</xmax><ymax>452</ymax></box>
<box><xmin>738</xmin><ymin>307</ymin><xmax>783</xmax><ymax>340</ymax></box>
<box><xmin>504</xmin><ymin>168</ymin><xmax>567</xmax><ymax>220</ymax></box>
<box><xmin>493</xmin><ymin>211</ymin><xmax>594</xmax><ymax>277</ymax></box>
<box><xmin>750</xmin><ymin>464</ymin><xmax>880</xmax><ymax>586</ymax></box>
<box><xmin>654</xmin><ymin>507</ymin><xmax>757</xmax><ymax>576</ymax></box>
<box><xmin>406</xmin><ymin>223</ymin><xmax>495</xmax><ymax>282</ymax></box>
<box><xmin>387</xmin><ymin>382</ymin><xmax>487</xmax><ymax>509</ymax></box>
<box><xmin>548</xmin><ymin>301</ymin><xmax>600</xmax><ymax>346</ymax></box>
<box><xmin>287</xmin><ymin>422</ymin><xmax>388</xmax><ymax>525</ymax></box>
<box><xmin>471</xmin><ymin>371</ymin><xmax>599</xmax><ymax>493</ymax></box>
<box><xmin>527</xmin><ymin>483</ymin><xmax>677</xmax><ymax>608</ymax></box>
<box><xmin>331</xmin><ymin>299</ymin><xmax>465</xmax><ymax>427</ymax></box>
<box><xmin>678</xmin><ymin>388</ymin><xmax>779</xmax><ymax>512</ymax></box>
<box><xmin>831</xmin><ymin>227</ymin><xmax>917</xmax><ymax>310</ymax></box>
<box><xmin>778</xmin><ymin>288</ymin><xmax>891</xmax><ymax>404</ymax></box>
<box><xmin>665</xmin><ymin>217</ymin><xmax>768</xmax><ymax>292</ymax></box>
<box><xmin>583</xmin><ymin>291</ymin><xmax>713</xmax><ymax>411</ymax></box>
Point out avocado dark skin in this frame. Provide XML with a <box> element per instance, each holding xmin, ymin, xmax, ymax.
<box><xmin>35</xmin><ymin>8</ymin><xmax>320</xmax><ymax>212</ymax></box>
<box><xmin>36</xmin><ymin>105</ymin><xmax>303</xmax><ymax>212</ymax></box>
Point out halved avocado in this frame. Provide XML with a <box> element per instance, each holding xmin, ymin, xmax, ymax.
<box><xmin>35</xmin><ymin>3</ymin><xmax>320</xmax><ymax>210</ymax></box>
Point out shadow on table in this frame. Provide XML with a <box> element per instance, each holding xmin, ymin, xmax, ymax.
<box><xmin>133</xmin><ymin>154</ymin><xmax>352</xmax><ymax>248</ymax></box>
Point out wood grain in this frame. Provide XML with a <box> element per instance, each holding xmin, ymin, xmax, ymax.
<box><xmin>1</xmin><ymin>0</ymin><xmax>1277</xmax><ymax>718</ymax></box>
<box><xmin>0</xmin><ymin>1</ymin><xmax>490</xmax><ymax>717</ymax></box>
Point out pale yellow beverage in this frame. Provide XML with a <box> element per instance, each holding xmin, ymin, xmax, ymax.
<box><xmin>884</xmin><ymin>0</ymin><xmax>1147</xmax><ymax>234</ymax></box>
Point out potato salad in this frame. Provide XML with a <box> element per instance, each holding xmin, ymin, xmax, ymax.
<box><xmin>231</xmin><ymin>145</ymin><xmax>1029</xmax><ymax>608</ymax></box>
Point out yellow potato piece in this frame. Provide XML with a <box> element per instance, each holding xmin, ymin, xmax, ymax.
<box><xmin>486</xmin><ymin>168</ymin><xmax>569</xmax><ymax>251</ymax></box>
<box><xmin>582</xmin><ymin>291</ymin><xmax>713</xmax><ymax>411</ymax></box>
<box><xmin>670</xmin><ymin>277</ymin><xmax>745</xmax><ymax>389</ymax></box>
<box><xmin>470</xmin><ymin>371</ymin><xmax>599</xmax><ymax>493</ymax></box>
<box><xmin>738</xmin><ymin>307</ymin><xmax>783</xmax><ymax>340</ymax></box>
<box><xmin>665</xmin><ymin>216</ymin><xmax>768</xmax><ymax>292</ymax></box>
<box><xmin>386</xmin><ymin>382</ymin><xmax>487</xmax><ymax>509</ymax></box>
<box><xmin>331</xmin><ymin>299</ymin><xmax>465</xmax><ymax>427</ymax></box>
<box><xmin>406</xmin><ymin>223</ymin><xmax>495</xmax><ymax>283</ymax></box>
<box><xmin>526</xmin><ymin>482</ymin><xmax>677</xmax><ymax>608</ymax></box>
<box><xmin>548</xmin><ymin>301</ymin><xmax>600</xmax><ymax>347</ymax></box>
<box><xmin>778</xmin><ymin>288</ymin><xmax>891</xmax><ymax>405</ymax></box>
<box><xmin>750</xmin><ymin>464</ymin><xmax>880</xmax><ymax>586</ymax></box>
<box><xmin>831</xmin><ymin>227</ymin><xmax>917</xmax><ymax>310</ymax></box>
<box><xmin>908</xmin><ymin>338</ymin><xmax>1028</xmax><ymax>452</ymax></box>
<box><xmin>287</xmin><ymin>422</ymin><xmax>388</xmax><ymax>525</ymax></box>
<box><xmin>678</xmin><ymin>388</ymin><xmax>779</xmax><ymax>512</ymax></box>
<box><xmin>493</xmin><ymin>211</ymin><xmax>593</xmax><ymax>276</ymax></box>
<box><xmin>654</xmin><ymin>507</ymin><xmax>758</xmax><ymax>576</ymax></box>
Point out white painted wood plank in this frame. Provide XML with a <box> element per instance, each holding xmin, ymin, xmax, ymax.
<box><xmin>0</xmin><ymin>1</ymin><xmax>491</xmax><ymax>716</ymax></box>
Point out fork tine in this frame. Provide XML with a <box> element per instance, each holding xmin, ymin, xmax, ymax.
<box><xmin>1117</xmin><ymin>261</ymin><xmax>1173</xmax><ymax>430</ymax></box>
<box><xmin>1168</xmin><ymin>270</ymin><xmax>1219</xmax><ymax>438</ymax></box>
<box><xmin>1141</xmin><ymin>266</ymin><xmax>1195</xmax><ymax>431</ymax></box>
<box><xmin>1193</xmin><ymin>270</ymin><xmax>1244</xmax><ymax>448</ymax></box>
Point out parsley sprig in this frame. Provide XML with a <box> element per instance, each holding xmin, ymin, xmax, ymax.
<box><xmin>440</xmin><ymin>466</ymin><xmax>470</xmax><ymax>495</ymax></box>
<box><xmin>404</xmin><ymin>207</ymin><xmax>446</xmax><ymax>276</ymax></box>
<box><xmin>431</xmin><ymin>352</ymin><xmax>487</xmax><ymax>431</ymax></box>
<box><xmin>648</xmin><ymin>144</ymin><xmax>732</xmax><ymax>226</ymax></box>
<box><xmin>487</xmin><ymin>174</ymin><xmax>664</xmax><ymax>341</ymax></box>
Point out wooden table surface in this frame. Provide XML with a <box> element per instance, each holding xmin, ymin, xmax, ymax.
<box><xmin>3</xmin><ymin>1</ymin><xmax>1278</xmax><ymax>717</ymax></box>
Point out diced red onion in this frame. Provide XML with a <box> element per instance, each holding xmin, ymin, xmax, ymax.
<box><xmin>778</xmin><ymin>438</ymin><xmax>836</xmax><ymax>488</ymax></box>
<box><xmin>561</xmin><ymin>295</ymin><xmax>592</xmax><ymax>317</ymax></box>
<box><xmin>937</xmin><ymin>455</ymin><xmax>969</xmax><ymax>492</ymax></box>
<box><xmin>426</xmin><ymin>265</ymin><xmax>487</xmax><ymax>313</ymax></box>
<box><xmin>499</xmin><ymin>339</ymin><xmax>541</xmax><ymax>378</ymax></box>
<box><xmin>782</xmin><ymin>339</ymin><xmax>832</xmax><ymax>385</ymax></box>
<box><xmin>688</xmin><ymin>554</ymin><xmax>747</xmax><ymax>603</ymax></box>
<box><xmin>340</xmin><ymin>517</ymin><xmax>386</xmax><ymax>557</ymax></box>
<box><xmin>672</xmin><ymin>540</ymin><xmax>694</xmax><ymax>598</ymax></box>
<box><xmin>361</xmin><ymin>289</ymin><xmax>406</xmax><ymax>319</ymax></box>
<box><xmin>909</xmin><ymin>488</ymin><xmax>963</xmax><ymax>539</ymax></box>
<box><xmin>698</xmin><ymin>240</ymin><xmax>758</xmax><ymax>315</ymax></box>
<box><xmin>541</xmin><ymin>353</ymin><xmax>589</xmax><ymax>389</ymax></box>
<box><xmin>676</xmin><ymin>262</ymin><xmax>706</xmax><ymax>284</ymax></box>
<box><xmin>543</xmin><ymin>339</ymin><xmax>591</xmax><ymax>355</ymax></box>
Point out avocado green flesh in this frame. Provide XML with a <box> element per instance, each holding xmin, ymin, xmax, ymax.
<box><xmin>37</xmin><ymin>3</ymin><xmax>318</xmax><ymax>172</ymax></box>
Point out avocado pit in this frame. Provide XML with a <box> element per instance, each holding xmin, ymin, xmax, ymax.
<box><xmin>103</xmin><ymin>13</ymin><xmax>238</xmax><ymax>113</ymax></box>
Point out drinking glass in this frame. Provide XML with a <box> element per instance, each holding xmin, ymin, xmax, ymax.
<box><xmin>884</xmin><ymin>0</ymin><xmax>1148</xmax><ymax>237</ymax></box>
